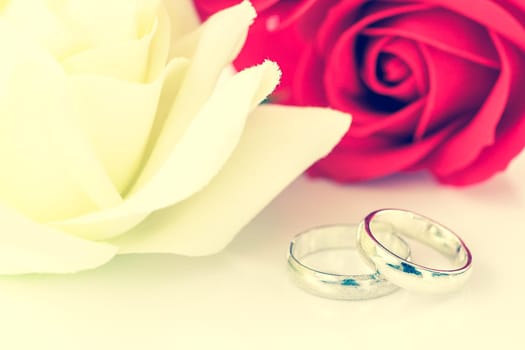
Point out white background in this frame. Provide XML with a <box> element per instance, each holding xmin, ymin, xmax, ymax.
<box><xmin>1</xmin><ymin>153</ymin><xmax>524</xmax><ymax>349</ymax></box>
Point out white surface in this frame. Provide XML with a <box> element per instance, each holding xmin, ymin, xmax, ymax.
<box><xmin>1</xmin><ymin>153</ymin><xmax>524</xmax><ymax>349</ymax></box>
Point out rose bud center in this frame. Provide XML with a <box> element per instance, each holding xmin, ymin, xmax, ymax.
<box><xmin>377</xmin><ymin>53</ymin><xmax>410</xmax><ymax>86</ymax></box>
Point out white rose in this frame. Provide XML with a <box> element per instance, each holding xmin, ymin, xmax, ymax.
<box><xmin>0</xmin><ymin>0</ymin><xmax>350</xmax><ymax>274</ymax></box>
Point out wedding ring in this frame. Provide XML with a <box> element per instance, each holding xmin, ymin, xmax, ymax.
<box><xmin>357</xmin><ymin>209</ymin><xmax>473</xmax><ymax>294</ymax></box>
<box><xmin>287</xmin><ymin>224</ymin><xmax>411</xmax><ymax>300</ymax></box>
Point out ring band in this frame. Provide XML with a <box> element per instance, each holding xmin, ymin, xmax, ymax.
<box><xmin>287</xmin><ymin>224</ymin><xmax>411</xmax><ymax>300</ymax></box>
<box><xmin>357</xmin><ymin>209</ymin><xmax>473</xmax><ymax>294</ymax></box>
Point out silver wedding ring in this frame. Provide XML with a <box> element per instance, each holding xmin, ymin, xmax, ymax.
<box><xmin>287</xmin><ymin>224</ymin><xmax>411</xmax><ymax>300</ymax></box>
<box><xmin>287</xmin><ymin>209</ymin><xmax>473</xmax><ymax>300</ymax></box>
<box><xmin>357</xmin><ymin>209</ymin><xmax>473</xmax><ymax>294</ymax></box>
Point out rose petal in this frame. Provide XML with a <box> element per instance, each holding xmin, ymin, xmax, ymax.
<box><xmin>0</xmin><ymin>0</ymin><xmax>76</xmax><ymax>58</ymax></box>
<box><xmin>495</xmin><ymin>0</ymin><xmax>525</xmax><ymax>26</ymax></box>
<box><xmin>297</xmin><ymin>0</ymin><xmax>339</xmax><ymax>40</ymax></box>
<box><xmin>0</xmin><ymin>21</ymin><xmax>120</xmax><ymax>222</ymax></box>
<box><xmin>310</xmin><ymin>119</ymin><xmax>460</xmax><ymax>182</ymax></box>
<box><xmin>413</xmin><ymin>43</ymin><xmax>498</xmax><ymax>140</ymax></box>
<box><xmin>128</xmin><ymin>61</ymin><xmax>280</xmax><ymax>205</ymax></box>
<box><xmin>431</xmin><ymin>0</ymin><xmax>525</xmax><ymax>51</ymax></box>
<box><xmin>437</xmin><ymin>38</ymin><xmax>525</xmax><ymax>185</ymax></box>
<box><xmin>323</xmin><ymin>27</ymin><xmax>366</xmax><ymax>103</ymax></box>
<box><xmin>62</xmin><ymin>19</ymin><xmax>155</xmax><ymax>82</ymax></box>
<box><xmin>293</xmin><ymin>45</ymin><xmax>329</xmax><ymax>106</ymax></box>
<box><xmin>52</xmin><ymin>61</ymin><xmax>281</xmax><ymax>240</ymax></box>
<box><xmin>0</xmin><ymin>203</ymin><xmax>117</xmax><ymax>275</ymax></box>
<box><xmin>58</xmin><ymin>0</ymin><xmax>145</xmax><ymax>46</ymax></box>
<box><xmin>424</xmin><ymin>32</ymin><xmax>510</xmax><ymax>176</ymax></box>
<box><xmin>65</xmin><ymin>60</ymin><xmax>185</xmax><ymax>195</ymax></box>
<box><xmin>110</xmin><ymin>105</ymin><xmax>350</xmax><ymax>255</ymax></box>
<box><xmin>163</xmin><ymin>0</ymin><xmax>200</xmax><ymax>43</ymax></box>
<box><xmin>263</xmin><ymin>0</ymin><xmax>318</xmax><ymax>30</ymax></box>
<box><xmin>506</xmin><ymin>0</ymin><xmax>525</xmax><ymax>12</ymax></box>
<box><xmin>314</xmin><ymin>0</ymin><xmax>364</xmax><ymax>53</ymax></box>
<box><xmin>350</xmin><ymin>98</ymin><xmax>427</xmax><ymax>138</ymax></box>
<box><xmin>49</xmin><ymin>58</ymin><xmax>189</xmax><ymax>236</ymax></box>
<box><xmin>437</xmin><ymin>114</ymin><xmax>525</xmax><ymax>185</ymax></box>
<box><xmin>144</xmin><ymin>3</ymin><xmax>171</xmax><ymax>82</ymax></box>
<box><xmin>366</xmin><ymin>8</ymin><xmax>500</xmax><ymax>69</ymax></box>
<box><xmin>315</xmin><ymin>1</ymin><xmax>432</xmax><ymax>55</ymax></box>
<box><xmin>1</xmin><ymin>0</ymin><xmax>161</xmax><ymax>58</ymax></box>
<box><xmin>141</xmin><ymin>1</ymin><xmax>257</xmax><ymax>185</ymax></box>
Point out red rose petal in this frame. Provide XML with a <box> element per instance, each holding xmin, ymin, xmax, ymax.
<box><xmin>315</xmin><ymin>0</ymin><xmax>365</xmax><ymax>54</ymax></box>
<box><xmin>437</xmin><ymin>39</ymin><xmax>525</xmax><ymax>185</ymax></box>
<box><xmin>316</xmin><ymin>1</ymin><xmax>432</xmax><ymax>55</ymax></box>
<box><xmin>429</xmin><ymin>0</ymin><xmax>525</xmax><ymax>51</ymax></box>
<box><xmin>366</xmin><ymin>8</ymin><xmax>500</xmax><ymax>69</ymax></box>
<box><xmin>437</xmin><ymin>114</ymin><xmax>525</xmax><ymax>185</ymax></box>
<box><xmin>425</xmin><ymin>32</ymin><xmax>511</xmax><ymax>177</ymax></box>
<box><xmin>323</xmin><ymin>24</ymin><xmax>366</xmax><ymax>100</ymax></box>
<box><xmin>319</xmin><ymin>89</ymin><xmax>392</xmax><ymax>125</ymax></box>
<box><xmin>413</xmin><ymin>43</ymin><xmax>498</xmax><ymax>140</ymax></box>
<box><xmin>317</xmin><ymin>89</ymin><xmax>428</xmax><ymax>138</ymax></box>
<box><xmin>310</xmin><ymin>119</ymin><xmax>462</xmax><ymax>182</ymax></box>
<box><xmin>293</xmin><ymin>45</ymin><xmax>329</xmax><ymax>107</ymax></box>
<box><xmin>298</xmin><ymin>0</ymin><xmax>351</xmax><ymax>41</ymax></box>
<box><xmin>496</xmin><ymin>0</ymin><xmax>525</xmax><ymax>25</ymax></box>
<box><xmin>350</xmin><ymin>98</ymin><xmax>427</xmax><ymax>138</ymax></box>
<box><xmin>273</xmin><ymin>0</ymin><xmax>319</xmax><ymax>30</ymax></box>
<box><xmin>506</xmin><ymin>0</ymin><xmax>525</xmax><ymax>12</ymax></box>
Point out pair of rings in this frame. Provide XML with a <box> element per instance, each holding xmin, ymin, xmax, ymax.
<box><xmin>287</xmin><ymin>209</ymin><xmax>473</xmax><ymax>300</ymax></box>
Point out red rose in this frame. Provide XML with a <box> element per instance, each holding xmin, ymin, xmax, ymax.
<box><xmin>195</xmin><ymin>0</ymin><xmax>525</xmax><ymax>185</ymax></box>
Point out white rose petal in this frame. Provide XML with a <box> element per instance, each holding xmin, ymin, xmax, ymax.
<box><xmin>49</xmin><ymin>57</ymin><xmax>190</xmax><ymax>238</ymax></box>
<box><xmin>139</xmin><ymin>1</ymin><xmax>257</xmax><ymax>185</ymax></box>
<box><xmin>52</xmin><ymin>60</ymin><xmax>281</xmax><ymax>240</ymax></box>
<box><xmin>0</xmin><ymin>20</ymin><xmax>116</xmax><ymax>221</ymax></box>
<box><xmin>162</xmin><ymin>0</ymin><xmax>200</xmax><ymax>43</ymax></box>
<box><xmin>145</xmin><ymin>4</ymin><xmax>172</xmax><ymax>82</ymax></box>
<box><xmin>112</xmin><ymin>105</ymin><xmax>351</xmax><ymax>255</ymax></box>
<box><xmin>48</xmin><ymin>2</ymin><xmax>269</xmax><ymax>242</ymax></box>
<box><xmin>66</xmin><ymin>59</ymin><xmax>186</xmax><ymax>196</ymax></box>
<box><xmin>2</xmin><ymin>0</ymin><xmax>146</xmax><ymax>56</ymax></box>
<box><xmin>61</xmin><ymin>25</ymin><xmax>154</xmax><ymax>82</ymax></box>
<box><xmin>53</xmin><ymin>0</ymin><xmax>143</xmax><ymax>46</ymax></box>
<box><xmin>0</xmin><ymin>203</ymin><xmax>117</xmax><ymax>275</ymax></box>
